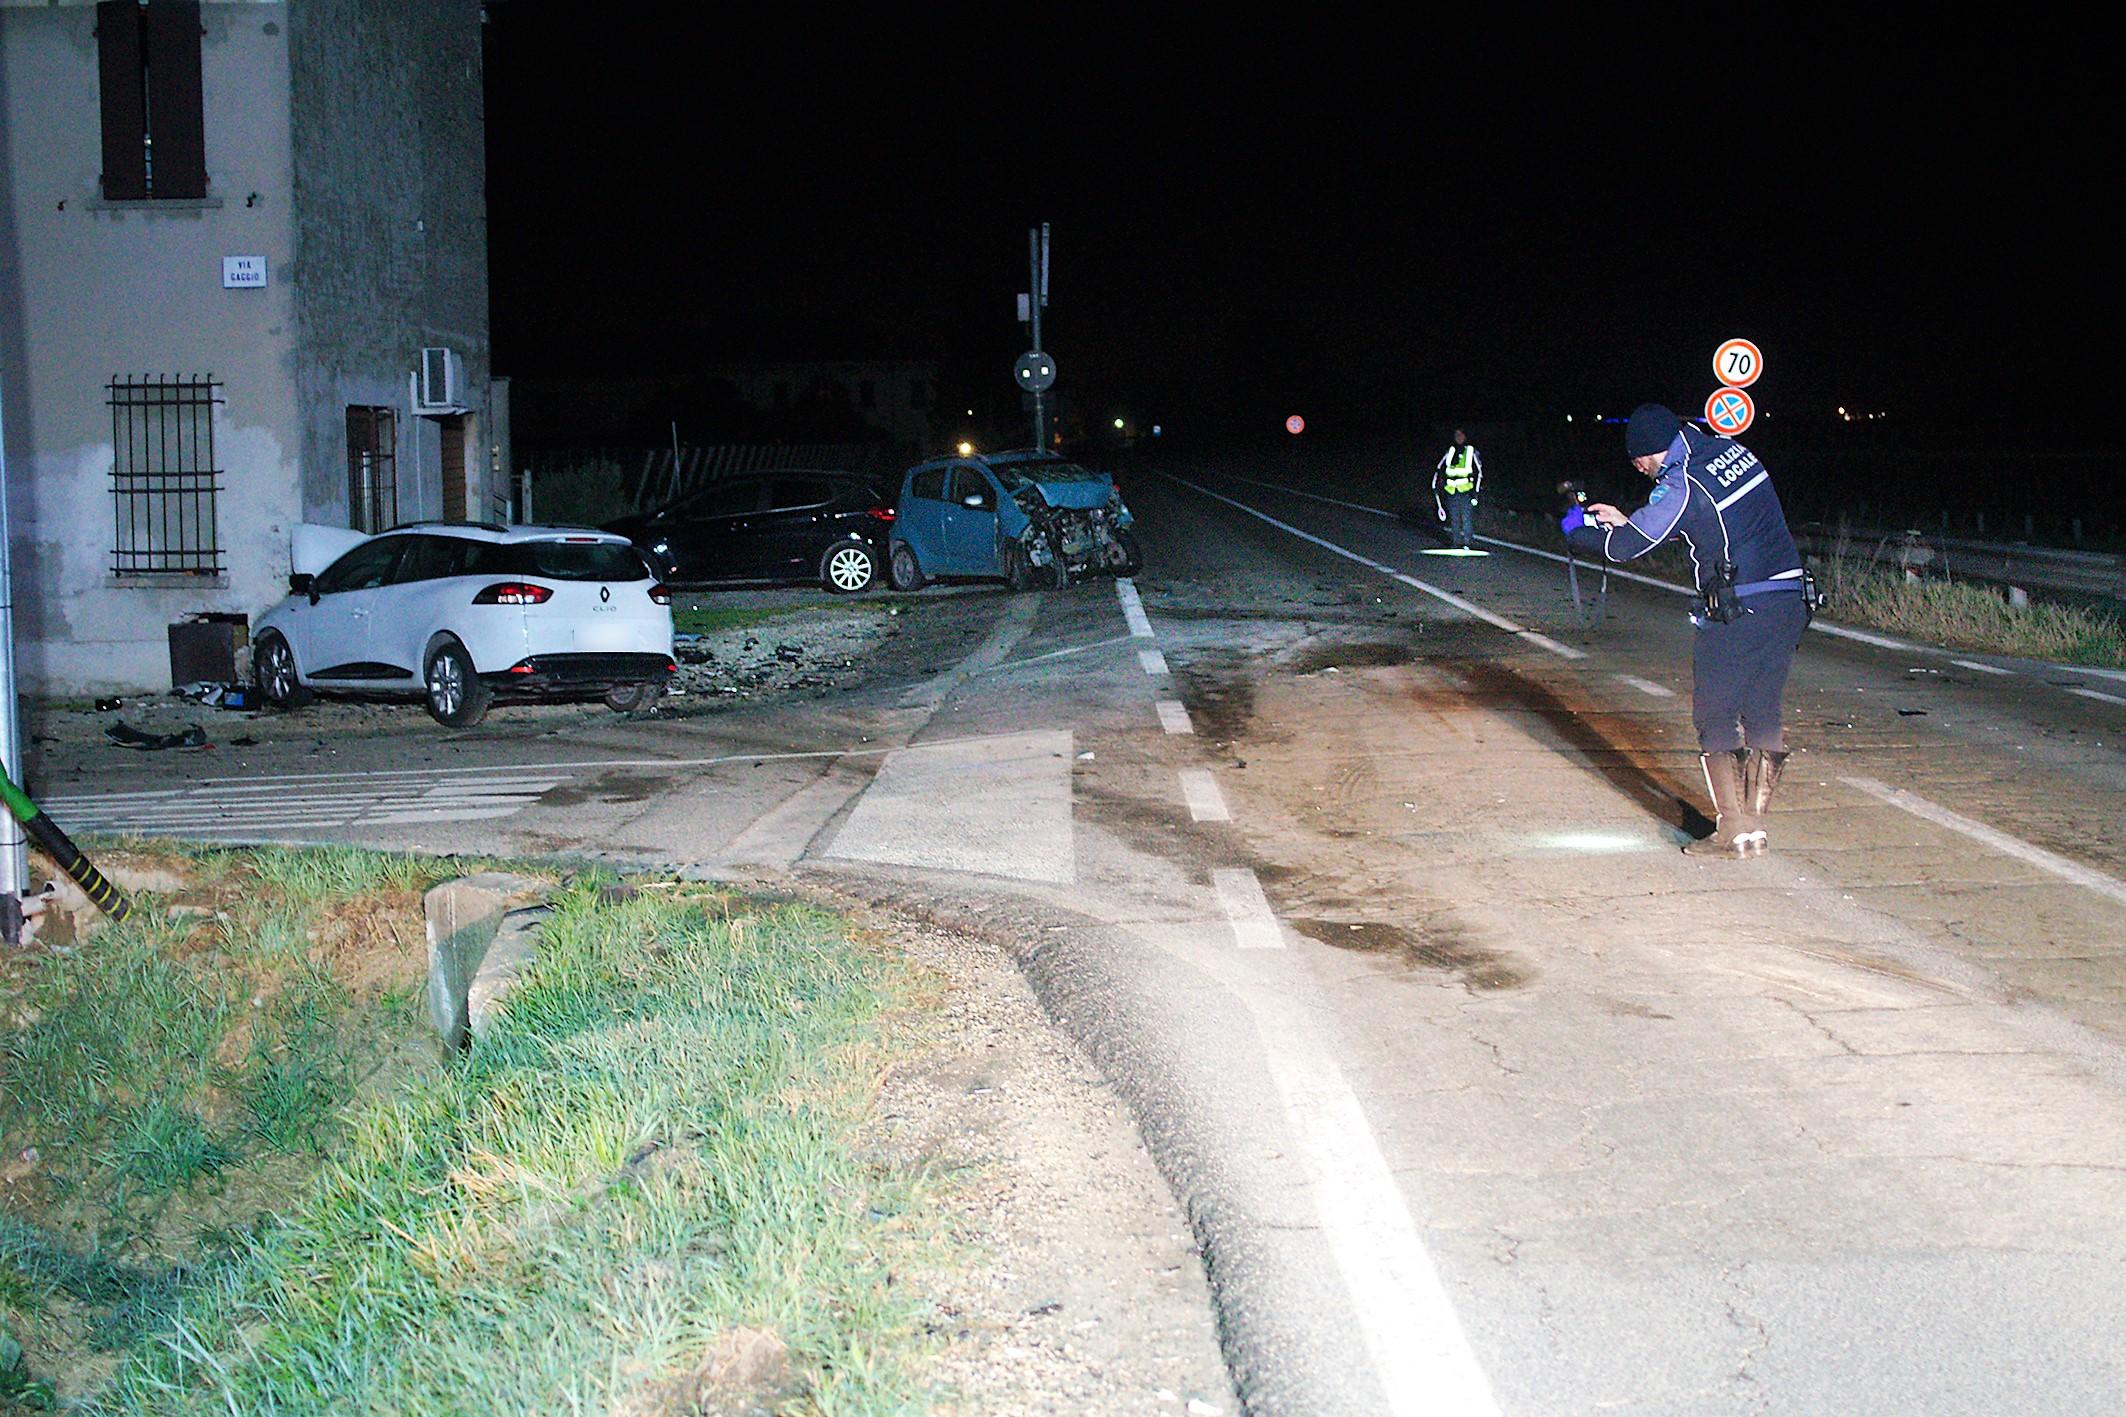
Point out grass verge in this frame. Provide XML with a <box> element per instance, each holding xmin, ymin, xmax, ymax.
<box><xmin>4</xmin><ymin>848</ymin><xmax>939</xmax><ymax>1414</ymax></box>
<box><xmin>1820</xmin><ymin>554</ymin><xmax>2126</xmax><ymax>667</ymax></box>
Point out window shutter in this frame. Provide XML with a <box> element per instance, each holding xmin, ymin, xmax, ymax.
<box><xmin>143</xmin><ymin>1</ymin><xmax>208</xmax><ymax>199</ymax></box>
<box><xmin>95</xmin><ymin>1</ymin><xmax>147</xmax><ymax>200</ymax></box>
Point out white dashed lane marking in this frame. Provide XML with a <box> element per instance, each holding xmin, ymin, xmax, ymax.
<box><xmin>1614</xmin><ymin>674</ymin><xmax>1675</xmax><ymax>698</ymax></box>
<box><xmin>1179</xmin><ymin>769</ymin><xmax>1231</xmax><ymax>822</ymax></box>
<box><xmin>1139</xmin><ymin>648</ymin><xmax>1171</xmax><ymax>675</ymax></box>
<box><xmin>1157</xmin><ymin>700</ymin><xmax>1195</xmax><ymax>735</ymax></box>
<box><xmin>1165</xmin><ymin>474</ymin><xmax>1586</xmax><ymax>661</ymax></box>
<box><xmin>1116</xmin><ymin>577</ymin><xmax>1155</xmax><ymax>638</ymax></box>
<box><xmin>1953</xmin><ymin>659</ymin><xmax>2016</xmax><ymax>676</ymax></box>
<box><xmin>1842</xmin><ymin>776</ymin><xmax>2126</xmax><ymax>908</ymax></box>
<box><xmin>1211</xmin><ymin>867</ymin><xmax>1285</xmax><ymax>949</ymax></box>
<box><xmin>2070</xmin><ymin>687</ymin><xmax>2126</xmax><ymax>707</ymax></box>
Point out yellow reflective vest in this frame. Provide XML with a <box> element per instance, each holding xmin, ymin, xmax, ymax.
<box><xmin>1440</xmin><ymin>445</ymin><xmax>1478</xmax><ymax>494</ymax></box>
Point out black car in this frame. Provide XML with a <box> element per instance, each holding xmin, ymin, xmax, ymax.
<box><xmin>606</xmin><ymin>471</ymin><xmax>896</xmax><ymax>592</ymax></box>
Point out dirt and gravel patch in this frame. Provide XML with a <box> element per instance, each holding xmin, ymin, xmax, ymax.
<box><xmin>849</xmin><ymin>899</ymin><xmax>1238</xmax><ymax>1416</ymax></box>
<box><xmin>17</xmin><ymin>589</ymin><xmax>945</xmax><ymax>775</ymax></box>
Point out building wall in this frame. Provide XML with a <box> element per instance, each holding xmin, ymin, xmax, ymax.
<box><xmin>287</xmin><ymin>0</ymin><xmax>494</xmax><ymax>527</ymax></box>
<box><xmin>0</xmin><ymin>0</ymin><xmax>498</xmax><ymax>694</ymax></box>
<box><xmin>1</xmin><ymin>0</ymin><xmax>303</xmax><ymax>694</ymax></box>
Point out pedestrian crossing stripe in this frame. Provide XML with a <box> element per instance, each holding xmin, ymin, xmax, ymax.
<box><xmin>41</xmin><ymin>767</ymin><xmax>569</xmax><ymax>837</ymax></box>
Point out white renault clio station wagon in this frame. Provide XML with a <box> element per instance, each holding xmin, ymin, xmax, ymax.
<box><xmin>252</xmin><ymin>523</ymin><xmax>676</xmax><ymax>726</ymax></box>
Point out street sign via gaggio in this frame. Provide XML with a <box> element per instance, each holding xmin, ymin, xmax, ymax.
<box><xmin>1014</xmin><ymin>351</ymin><xmax>1056</xmax><ymax>394</ymax></box>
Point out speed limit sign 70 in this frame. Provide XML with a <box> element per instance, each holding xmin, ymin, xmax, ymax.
<box><xmin>1713</xmin><ymin>339</ymin><xmax>1762</xmax><ymax>389</ymax></box>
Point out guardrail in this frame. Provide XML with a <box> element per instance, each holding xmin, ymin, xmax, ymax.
<box><xmin>1796</xmin><ymin>524</ymin><xmax>2126</xmax><ymax>601</ymax></box>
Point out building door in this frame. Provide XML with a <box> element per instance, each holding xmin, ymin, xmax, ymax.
<box><xmin>346</xmin><ymin>406</ymin><xmax>398</xmax><ymax>533</ymax></box>
<box><xmin>438</xmin><ymin>415</ymin><xmax>468</xmax><ymax>521</ymax></box>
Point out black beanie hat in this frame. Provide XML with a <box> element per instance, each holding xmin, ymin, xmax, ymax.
<box><xmin>1625</xmin><ymin>403</ymin><xmax>1681</xmax><ymax>458</ymax></box>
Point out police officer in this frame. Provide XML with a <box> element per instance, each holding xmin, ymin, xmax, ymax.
<box><xmin>1433</xmin><ymin>429</ymin><xmax>1483</xmax><ymax>549</ymax></box>
<box><xmin>1559</xmin><ymin>403</ymin><xmax>1806</xmax><ymax>857</ymax></box>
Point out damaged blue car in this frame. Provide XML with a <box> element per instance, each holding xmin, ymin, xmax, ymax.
<box><xmin>887</xmin><ymin>450</ymin><xmax>1142</xmax><ymax>592</ymax></box>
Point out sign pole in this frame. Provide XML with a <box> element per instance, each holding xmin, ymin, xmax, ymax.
<box><xmin>0</xmin><ymin>373</ymin><xmax>27</xmax><ymax>897</ymax></box>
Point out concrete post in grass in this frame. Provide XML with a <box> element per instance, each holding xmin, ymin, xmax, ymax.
<box><xmin>424</xmin><ymin>873</ymin><xmax>549</xmax><ymax>1049</ymax></box>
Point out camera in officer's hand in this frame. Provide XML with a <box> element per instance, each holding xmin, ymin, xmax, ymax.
<box><xmin>1556</xmin><ymin>479</ymin><xmax>1588</xmax><ymax>514</ymax></box>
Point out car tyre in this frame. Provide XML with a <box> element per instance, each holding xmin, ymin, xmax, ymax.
<box><xmin>821</xmin><ymin>541</ymin><xmax>878</xmax><ymax>593</ymax></box>
<box><xmin>604</xmin><ymin>682</ymin><xmax>660</xmax><ymax>713</ymax></box>
<box><xmin>1113</xmin><ymin>527</ymin><xmax>1144</xmax><ymax>577</ymax></box>
<box><xmin>252</xmin><ymin>631</ymin><xmax>313</xmax><ymax>710</ymax></box>
<box><xmin>889</xmin><ymin>541</ymin><xmax>927</xmax><ymax>592</ymax></box>
<box><xmin>1007</xmin><ymin>539</ymin><xmax>1063</xmax><ymax>592</ymax></box>
<box><xmin>423</xmin><ymin>638</ymin><xmax>492</xmax><ymax>728</ymax></box>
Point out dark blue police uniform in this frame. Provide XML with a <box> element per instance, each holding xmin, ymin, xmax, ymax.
<box><xmin>1562</xmin><ymin>403</ymin><xmax>1807</xmax><ymax>856</ymax></box>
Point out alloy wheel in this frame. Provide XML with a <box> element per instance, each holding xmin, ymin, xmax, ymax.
<box><xmin>827</xmin><ymin>545</ymin><xmax>874</xmax><ymax>591</ymax></box>
<box><xmin>428</xmin><ymin>653</ymin><xmax>464</xmax><ymax>717</ymax></box>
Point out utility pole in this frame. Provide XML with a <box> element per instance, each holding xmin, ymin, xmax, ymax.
<box><xmin>0</xmin><ymin>372</ymin><xmax>27</xmax><ymax>896</ymax></box>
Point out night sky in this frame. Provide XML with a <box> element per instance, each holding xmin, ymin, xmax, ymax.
<box><xmin>485</xmin><ymin>15</ymin><xmax>2115</xmax><ymax>452</ymax></box>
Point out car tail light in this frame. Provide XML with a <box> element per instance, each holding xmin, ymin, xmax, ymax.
<box><xmin>648</xmin><ymin>583</ymin><xmax>672</xmax><ymax>605</ymax></box>
<box><xmin>867</xmin><ymin>506</ymin><xmax>897</xmax><ymax>522</ymax></box>
<box><xmin>473</xmin><ymin>582</ymin><xmax>553</xmax><ymax>605</ymax></box>
<box><xmin>509</xmin><ymin>661</ymin><xmax>536</xmax><ymax>675</ymax></box>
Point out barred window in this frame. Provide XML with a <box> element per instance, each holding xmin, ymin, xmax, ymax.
<box><xmin>108</xmin><ymin>374</ymin><xmax>223</xmax><ymax>577</ymax></box>
<box><xmin>347</xmin><ymin>406</ymin><xmax>399</xmax><ymax>533</ymax></box>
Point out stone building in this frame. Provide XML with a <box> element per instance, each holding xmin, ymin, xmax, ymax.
<box><xmin>0</xmin><ymin>0</ymin><xmax>505</xmax><ymax>693</ymax></box>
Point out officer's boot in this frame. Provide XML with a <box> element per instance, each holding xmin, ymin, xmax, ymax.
<box><xmin>1682</xmin><ymin>750</ymin><xmax>1753</xmax><ymax>858</ymax></box>
<box><xmin>1739</xmin><ymin>748</ymin><xmax>1790</xmax><ymax>855</ymax></box>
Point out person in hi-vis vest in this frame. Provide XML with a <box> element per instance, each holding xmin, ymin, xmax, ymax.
<box><xmin>1433</xmin><ymin>429</ymin><xmax>1484</xmax><ymax>548</ymax></box>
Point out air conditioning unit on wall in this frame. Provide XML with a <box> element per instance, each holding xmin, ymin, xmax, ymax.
<box><xmin>416</xmin><ymin>346</ymin><xmax>468</xmax><ymax>413</ymax></box>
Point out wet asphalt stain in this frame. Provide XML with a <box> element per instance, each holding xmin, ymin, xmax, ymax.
<box><xmin>1442</xmin><ymin>658</ymin><xmax>1714</xmax><ymax>838</ymax></box>
<box><xmin>1281</xmin><ymin>641</ymin><xmax>1417</xmax><ymax>675</ymax></box>
<box><xmin>541</xmin><ymin>771</ymin><xmax>668</xmax><ymax>807</ymax></box>
<box><xmin>1073</xmin><ymin>781</ymin><xmax>1233</xmax><ymax>871</ymax></box>
<box><xmin>1287</xmin><ymin>915</ymin><xmax>1528</xmax><ymax>991</ymax></box>
<box><xmin>1172</xmin><ymin>663</ymin><xmax>1257</xmax><ymax>746</ymax></box>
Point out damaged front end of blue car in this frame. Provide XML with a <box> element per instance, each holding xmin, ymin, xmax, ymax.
<box><xmin>1003</xmin><ymin>467</ymin><xmax>1141</xmax><ymax>578</ymax></box>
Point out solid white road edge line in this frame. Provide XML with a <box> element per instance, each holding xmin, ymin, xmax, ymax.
<box><xmin>1202</xmin><ymin>473</ymin><xmax>2126</xmax><ymax>689</ymax></box>
<box><xmin>1166</xmin><ymin>474</ymin><xmax>1585</xmax><ymax>661</ymax></box>
<box><xmin>1139</xmin><ymin>648</ymin><xmax>1172</xmax><ymax>675</ymax></box>
<box><xmin>1210</xmin><ymin>867</ymin><xmax>1283</xmax><ymax>949</ymax></box>
<box><xmin>1841</xmin><ymin>776</ymin><xmax>2126</xmax><ymax>908</ymax></box>
<box><xmin>1179</xmin><ymin>768</ymin><xmax>1231</xmax><ymax>822</ymax></box>
<box><xmin>1116</xmin><ymin>577</ymin><xmax>1156</xmax><ymax>638</ymax></box>
<box><xmin>1157</xmin><ymin>700</ymin><xmax>1195</xmax><ymax>735</ymax></box>
<box><xmin>977</xmin><ymin>634</ymin><xmax>1137</xmax><ymax>674</ymax></box>
<box><xmin>1267</xmin><ymin>1042</ymin><xmax>1504</xmax><ymax>1417</ymax></box>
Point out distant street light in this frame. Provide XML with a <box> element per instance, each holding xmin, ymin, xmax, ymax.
<box><xmin>1113</xmin><ymin>418</ymin><xmax>1125</xmax><ymax>430</ymax></box>
<box><xmin>957</xmin><ymin>441</ymin><xmax>974</xmax><ymax>456</ymax></box>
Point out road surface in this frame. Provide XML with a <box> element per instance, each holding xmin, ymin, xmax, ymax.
<box><xmin>29</xmin><ymin>462</ymin><xmax>2126</xmax><ymax>1415</ymax></box>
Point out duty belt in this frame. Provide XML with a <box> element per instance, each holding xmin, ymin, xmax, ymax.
<box><xmin>1735</xmin><ymin>577</ymin><xmax>1805</xmax><ymax>597</ymax></box>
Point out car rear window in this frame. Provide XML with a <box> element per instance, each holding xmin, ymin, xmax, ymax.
<box><xmin>464</xmin><ymin>539</ymin><xmax>650</xmax><ymax>581</ymax></box>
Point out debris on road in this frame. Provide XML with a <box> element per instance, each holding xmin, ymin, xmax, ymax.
<box><xmin>103</xmin><ymin>720</ymin><xmax>207</xmax><ymax>751</ymax></box>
